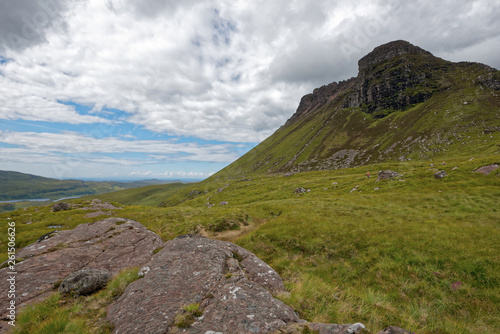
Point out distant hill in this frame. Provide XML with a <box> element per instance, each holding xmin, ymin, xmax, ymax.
<box><xmin>0</xmin><ymin>170</ymin><xmax>176</xmax><ymax>201</ymax></box>
<box><xmin>217</xmin><ymin>40</ymin><xmax>500</xmax><ymax>177</ymax></box>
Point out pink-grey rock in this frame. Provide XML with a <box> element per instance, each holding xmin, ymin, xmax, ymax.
<box><xmin>107</xmin><ymin>234</ymin><xmax>298</xmax><ymax>334</ymax></box>
<box><xmin>473</xmin><ymin>163</ymin><xmax>499</xmax><ymax>175</ymax></box>
<box><xmin>271</xmin><ymin>322</ymin><xmax>368</xmax><ymax>334</ymax></box>
<box><xmin>0</xmin><ymin>217</ymin><xmax>163</xmax><ymax>331</ymax></box>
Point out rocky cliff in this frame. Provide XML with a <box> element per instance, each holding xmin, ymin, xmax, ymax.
<box><xmin>0</xmin><ymin>218</ymin><xmax>412</xmax><ymax>334</ymax></box>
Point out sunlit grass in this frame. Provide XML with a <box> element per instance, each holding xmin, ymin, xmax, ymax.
<box><xmin>1</xmin><ymin>157</ymin><xmax>499</xmax><ymax>333</ymax></box>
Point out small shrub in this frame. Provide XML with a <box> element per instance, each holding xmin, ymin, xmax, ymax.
<box><xmin>174</xmin><ymin>303</ymin><xmax>203</xmax><ymax>328</ymax></box>
<box><xmin>153</xmin><ymin>247</ymin><xmax>163</xmax><ymax>255</ymax></box>
<box><xmin>207</xmin><ymin>219</ymin><xmax>240</xmax><ymax>232</ymax></box>
<box><xmin>232</xmin><ymin>251</ymin><xmax>243</xmax><ymax>262</ymax></box>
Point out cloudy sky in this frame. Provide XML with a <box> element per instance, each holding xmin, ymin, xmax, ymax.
<box><xmin>0</xmin><ymin>0</ymin><xmax>499</xmax><ymax>180</ymax></box>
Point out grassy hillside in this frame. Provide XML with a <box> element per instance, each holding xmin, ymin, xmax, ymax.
<box><xmin>81</xmin><ymin>183</ymin><xmax>188</xmax><ymax>206</ymax></box>
<box><xmin>217</xmin><ymin>60</ymin><xmax>499</xmax><ymax>177</ymax></box>
<box><xmin>2</xmin><ymin>155</ymin><xmax>499</xmax><ymax>333</ymax></box>
<box><xmin>0</xmin><ymin>170</ymin><xmax>175</xmax><ymax>202</ymax></box>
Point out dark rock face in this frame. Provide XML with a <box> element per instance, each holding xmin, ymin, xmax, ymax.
<box><xmin>434</xmin><ymin>170</ymin><xmax>447</xmax><ymax>179</ymax></box>
<box><xmin>345</xmin><ymin>41</ymin><xmax>444</xmax><ymax>116</ymax></box>
<box><xmin>286</xmin><ymin>40</ymin><xmax>450</xmax><ymax>126</ymax></box>
<box><xmin>0</xmin><ymin>218</ymin><xmax>163</xmax><ymax>323</ymax></box>
<box><xmin>59</xmin><ymin>268</ymin><xmax>112</xmax><ymax>296</ymax></box>
<box><xmin>377</xmin><ymin>170</ymin><xmax>400</xmax><ymax>180</ymax></box>
<box><xmin>53</xmin><ymin>202</ymin><xmax>71</xmax><ymax>211</ymax></box>
<box><xmin>107</xmin><ymin>234</ymin><xmax>298</xmax><ymax>334</ymax></box>
<box><xmin>286</xmin><ymin>79</ymin><xmax>355</xmax><ymax>125</ymax></box>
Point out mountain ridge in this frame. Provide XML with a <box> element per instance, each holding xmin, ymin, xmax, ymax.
<box><xmin>216</xmin><ymin>40</ymin><xmax>500</xmax><ymax>178</ymax></box>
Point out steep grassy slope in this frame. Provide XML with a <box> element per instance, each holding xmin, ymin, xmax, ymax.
<box><xmin>2</xmin><ymin>156</ymin><xmax>499</xmax><ymax>333</ymax></box>
<box><xmin>215</xmin><ymin>45</ymin><xmax>500</xmax><ymax>178</ymax></box>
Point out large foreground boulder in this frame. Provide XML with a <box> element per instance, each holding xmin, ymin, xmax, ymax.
<box><xmin>0</xmin><ymin>218</ymin><xmax>164</xmax><ymax>329</ymax></box>
<box><xmin>107</xmin><ymin>234</ymin><xmax>299</xmax><ymax>333</ymax></box>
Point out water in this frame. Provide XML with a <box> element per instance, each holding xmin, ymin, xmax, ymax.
<box><xmin>0</xmin><ymin>198</ymin><xmax>51</xmax><ymax>204</ymax></box>
<box><xmin>0</xmin><ymin>195</ymin><xmax>83</xmax><ymax>204</ymax></box>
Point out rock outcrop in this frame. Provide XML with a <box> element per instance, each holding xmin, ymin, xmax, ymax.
<box><xmin>0</xmin><ymin>218</ymin><xmax>163</xmax><ymax>327</ymax></box>
<box><xmin>377</xmin><ymin>170</ymin><xmax>400</xmax><ymax>180</ymax></box>
<box><xmin>357</xmin><ymin>40</ymin><xmax>432</xmax><ymax>72</ymax></box>
<box><xmin>59</xmin><ymin>268</ymin><xmax>112</xmax><ymax>297</ymax></box>
<box><xmin>52</xmin><ymin>202</ymin><xmax>71</xmax><ymax>212</ymax></box>
<box><xmin>345</xmin><ymin>40</ymin><xmax>444</xmax><ymax>116</ymax></box>
<box><xmin>473</xmin><ymin>163</ymin><xmax>499</xmax><ymax>175</ymax></box>
<box><xmin>434</xmin><ymin>170</ymin><xmax>447</xmax><ymax>179</ymax></box>
<box><xmin>107</xmin><ymin>234</ymin><xmax>299</xmax><ymax>334</ymax></box>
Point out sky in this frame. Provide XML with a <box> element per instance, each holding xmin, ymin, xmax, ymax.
<box><xmin>0</xmin><ymin>0</ymin><xmax>499</xmax><ymax>180</ymax></box>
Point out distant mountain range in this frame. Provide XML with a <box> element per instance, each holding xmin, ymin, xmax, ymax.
<box><xmin>0</xmin><ymin>170</ymin><xmax>177</xmax><ymax>201</ymax></box>
<box><xmin>217</xmin><ymin>40</ymin><xmax>499</xmax><ymax>177</ymax></box>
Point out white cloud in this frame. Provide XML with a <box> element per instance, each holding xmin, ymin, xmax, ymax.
<box><xmin>0</xmin><ymin>130</ymin><xmax>242</xmax><ymax>163</ymax></box>
<box><xmin>0</xmin><ymin>0</ymin><xmax>498</xmax><ymax>144</ymax></box>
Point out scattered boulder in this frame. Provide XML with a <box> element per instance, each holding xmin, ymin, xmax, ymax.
<box><xmin>434</xmin><ymin>170</ymin><xmax>447</xmax><ymax>179</ymax></box>
<box><xmin>0</xmin><ymin>218</ymin><xmax>163</xmax><ymax>322</ymax></box>
<box><xmin>59</xmin><ymin>268</ymin><xmax>112</xmax><ymax>296</ymax></box>
<box><xmin>107</xmin><ymin>234</ymin><xmax>298</xmax><ymax>333</ymax></box>
<box><xmin>216</xmin><ymin>187</ymin><xmax>225</xmax><ymax>193</ymax></box>
<box><xmin>219</xmin><ymin>201</ymin><xmax>229</xmax><ymax>206</ymax></box>
<box><xmin>376</xmin><ymin>326</ymin><xmax>415</xmax><ymax>334</ymax></box>
<box><xmin>377</xmin><ymin>170</ymin><xmax>400</xmax><ymax>180</ymax></box>
<box><xmin>294</xmin><ymin>187</ymin><xmax>306</xmax><ymax>193</ymax></box>
<box><xmin>473</xmin><ymin>163</ymin><xmax>499</xmax><ymax>175</ymax></box>
<box><xmin>189</xmin><ymin>190</ymin><xmax>202</xmax><ymax>197</ymax></box>
<box><xmin>53</xmin><ymin>202</ymin><xmax>71</xmax><ymax>212</ymax></box>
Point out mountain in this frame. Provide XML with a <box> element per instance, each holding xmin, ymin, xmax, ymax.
<box><xmin>219</xmin><ymin>40</ymin><xmax>499</xmax><ymax>177</ymax></box>
<box><xmin>0</xmin><ymin>170</ymin><xmax>176</xmax><ymax>202</ymax></box>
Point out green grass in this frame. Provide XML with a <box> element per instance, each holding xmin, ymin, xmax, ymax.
<box><xmin>1</xmin><ymin>157</ymin><xmax>499</xmax><ymax>333</ymax></box>
<box><xmin>80</xmin><ymin>183</ymin><xmax>188</xmax><ymax>206</ymax></box>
